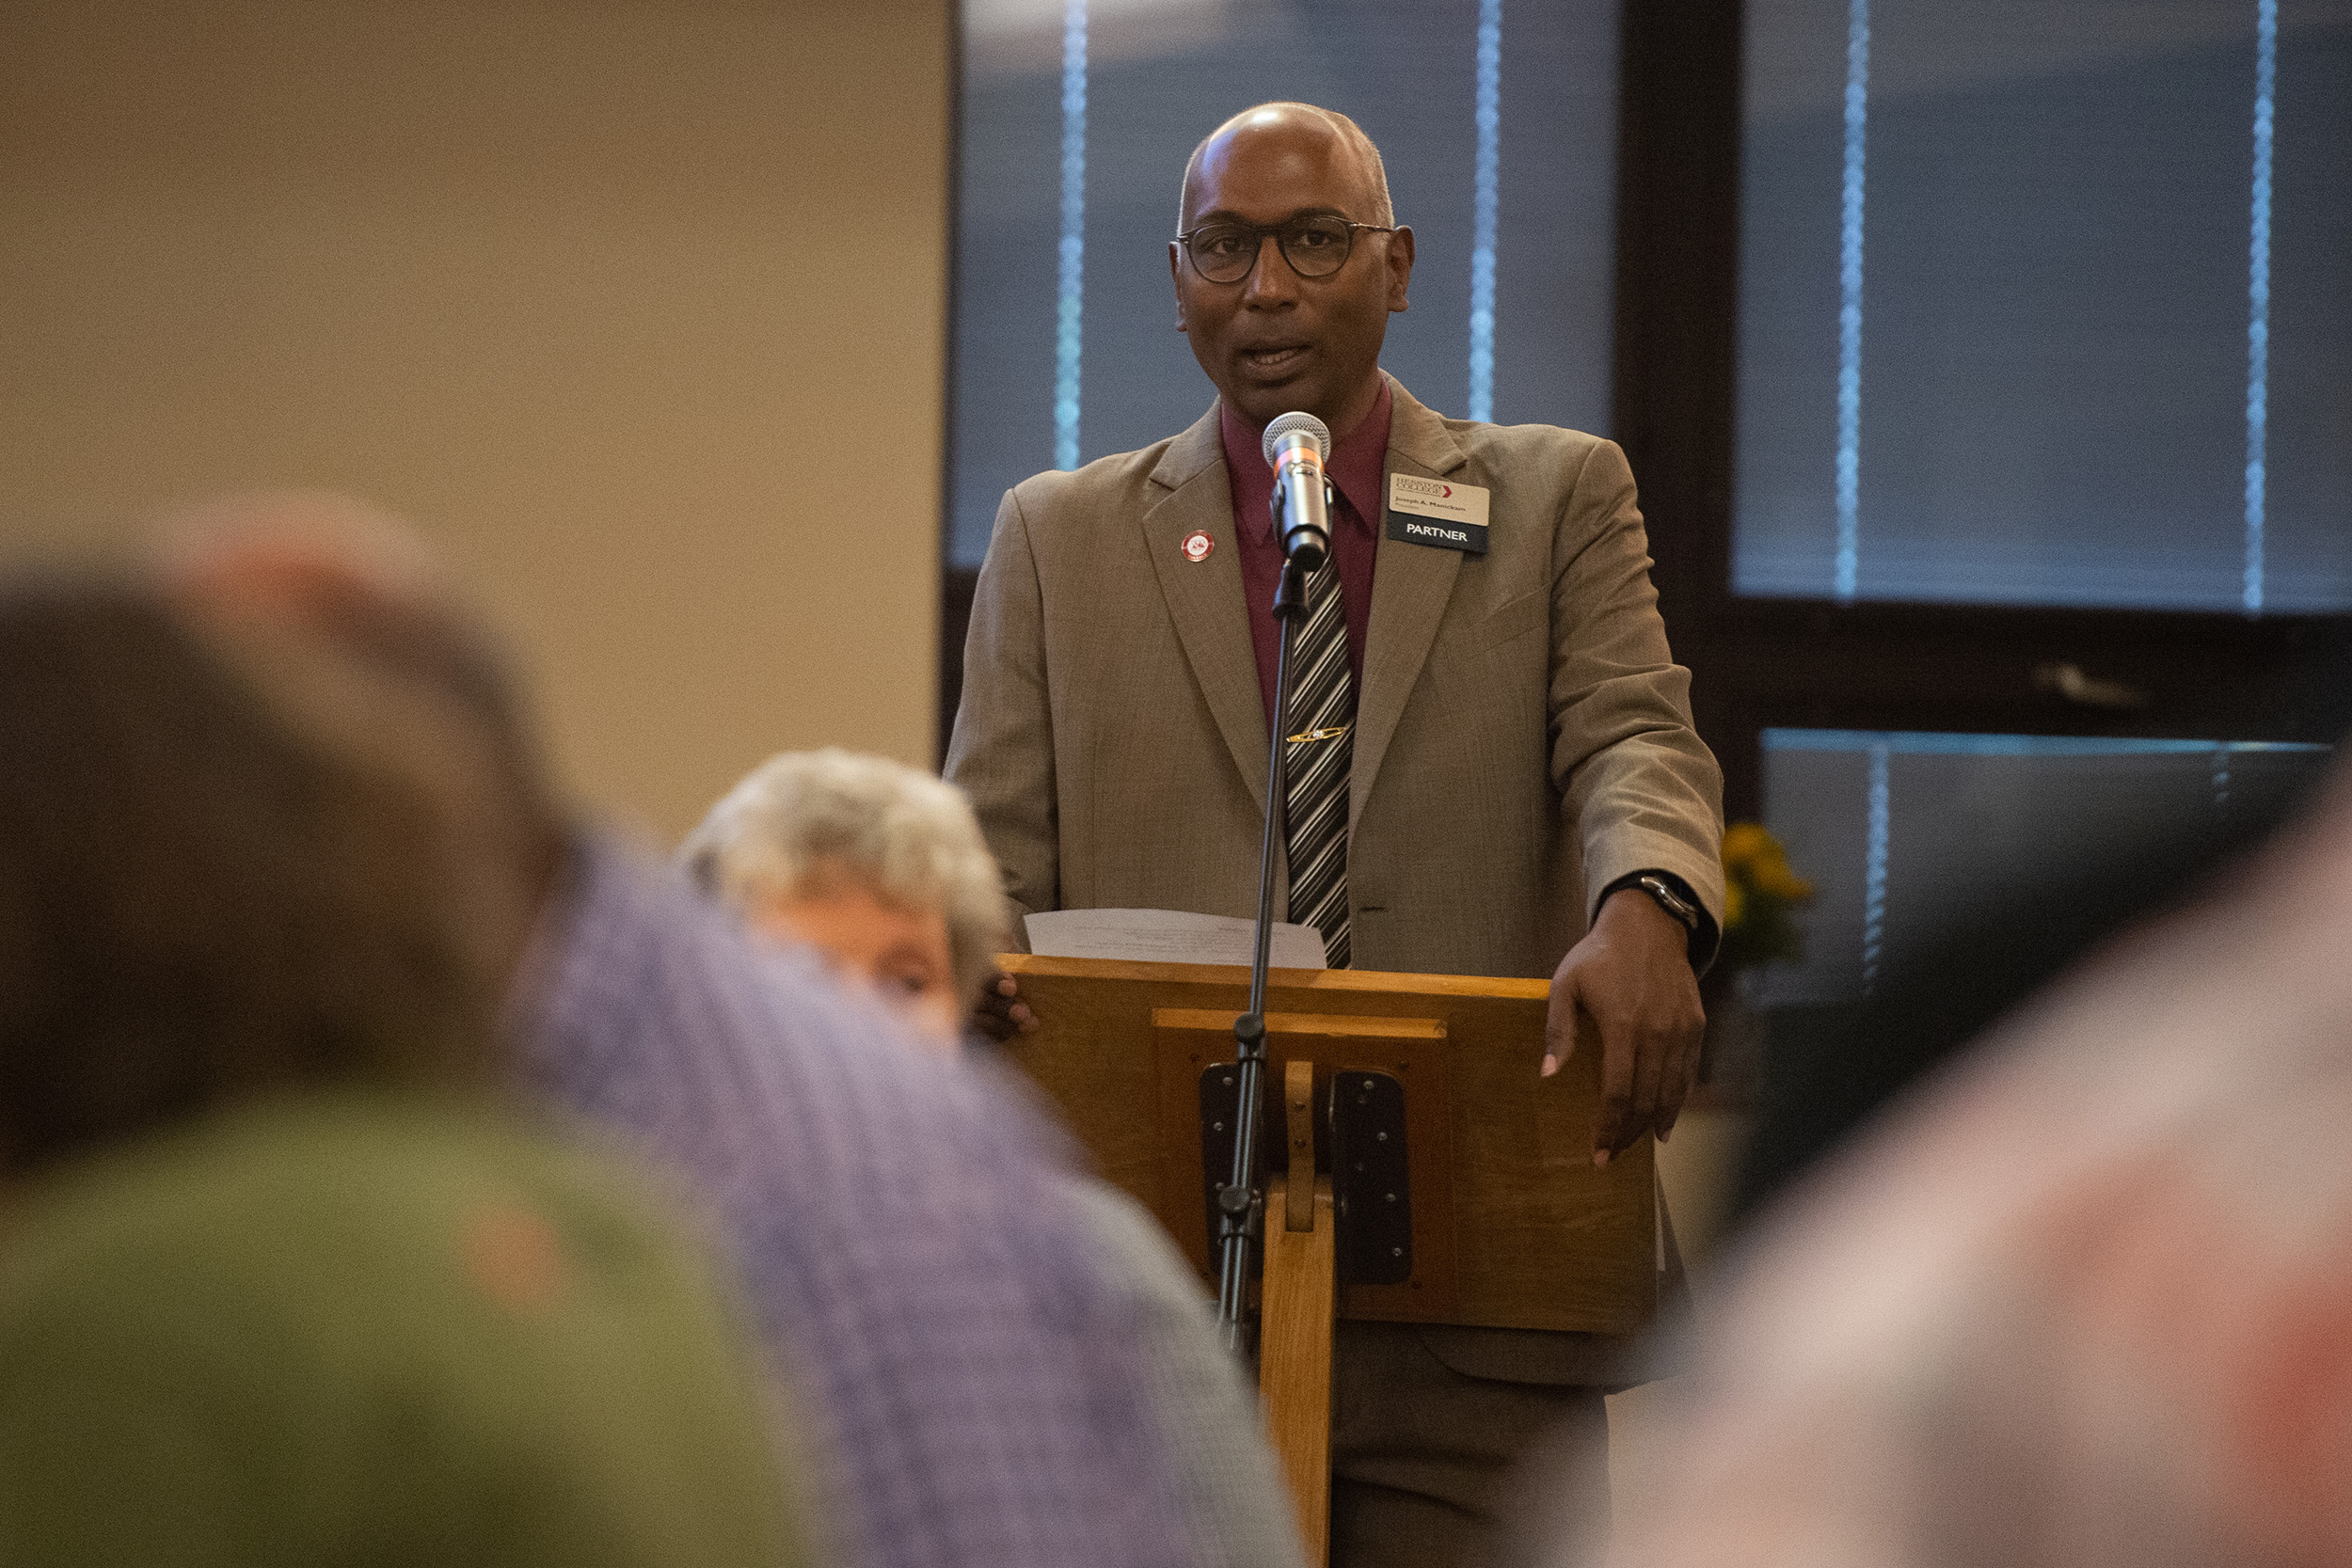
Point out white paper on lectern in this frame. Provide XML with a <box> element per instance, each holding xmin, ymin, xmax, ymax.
<box><xmin>1023</xmin><ymin>909</ymin><xmax>1329</xmax><ymax>971</ymax></box>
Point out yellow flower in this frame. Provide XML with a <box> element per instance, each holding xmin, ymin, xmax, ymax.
<box><xmin>1721</xmin><ymin>822</ymin><xmax>1774</xmax><ymax>873</ymax></box>
<box><xmin>1721</xmin><ymin>822</ymin><xmax>1815</xmax><ymax>907</ymax></box>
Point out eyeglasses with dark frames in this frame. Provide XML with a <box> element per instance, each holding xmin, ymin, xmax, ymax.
<box><xmin>1173</xmin><ymin>214</ymin><xmax>1399</xmax><ymax>284</ymax></box>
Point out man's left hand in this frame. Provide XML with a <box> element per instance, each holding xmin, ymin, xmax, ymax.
<box><xmin>1544</xmin><ymin>887</ymin><xmax>1707</xmax><ymax>1165</ymax></box>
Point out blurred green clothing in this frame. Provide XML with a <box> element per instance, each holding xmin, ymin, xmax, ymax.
<box><xmin>0</xmin><ymin>1091</ymin><xmax>812</xmax><ymax>1568</ymax></box>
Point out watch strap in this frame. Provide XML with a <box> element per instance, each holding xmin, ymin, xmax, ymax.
<box><xmin>1598</xmin><ymin>868</ymin><xmax>1718</xmax><ymax>974</ymax></box>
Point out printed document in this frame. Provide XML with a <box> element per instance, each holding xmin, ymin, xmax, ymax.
<box><xmin>1024</xmin><ymin>908</ymin><xmax>1329</xmax><ymax>971</ymax></box>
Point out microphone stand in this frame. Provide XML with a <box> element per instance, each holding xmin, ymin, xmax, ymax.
<box><xmin>1216</xmin><ymin>546</ymin><xmax>1314</xmax><ymax>1353</ymax></box>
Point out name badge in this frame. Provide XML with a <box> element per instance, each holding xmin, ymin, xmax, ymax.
<box><xmin>1385</xmin><ymin>472</ymin><xmax>1490</xmax><ymax>555</ymax></box>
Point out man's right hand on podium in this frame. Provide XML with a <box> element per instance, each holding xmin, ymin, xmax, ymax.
<box><xmin>1544</xmin><ymin>884</ymin><xmax>1707</xmax><ymax>1165</ymax></box>
<box><xmin>971</xmin><ymin>968</ymin><xmax>1038</xmax><ymax>1043</ymax></box>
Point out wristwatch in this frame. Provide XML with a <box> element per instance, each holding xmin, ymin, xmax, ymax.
<box><xmin>1602</xmin><ymin>870</ymin><xmax>1711</xmax><ymax>971</ymax></box>
<box><xmin>1630</xmin><ymin>874</ymin><xmax>1702</xmax><ymax>938</ymax></box>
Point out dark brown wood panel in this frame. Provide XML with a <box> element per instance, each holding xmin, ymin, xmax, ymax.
<box><xmin>936</xmin><ymin>562</ymin><xmax>977</xmax><ymax>767</ymax></box>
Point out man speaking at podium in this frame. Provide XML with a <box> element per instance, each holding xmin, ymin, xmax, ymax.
<box><xmin>947</xmin><ymin>103</ymin><xmax>1724</xmax><ymax>1565</ymax></box>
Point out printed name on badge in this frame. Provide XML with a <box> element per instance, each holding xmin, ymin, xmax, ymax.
<box><xmin>1385</xmin><ymin>473</ymin><xmax>1490</xmax><ymax>555</ymax></box>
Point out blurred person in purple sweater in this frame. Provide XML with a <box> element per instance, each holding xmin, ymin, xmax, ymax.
<box><xmin>159</xmin><ymin>492</ymin><xmax>1221</xmax><ymax>1568</ymax></box>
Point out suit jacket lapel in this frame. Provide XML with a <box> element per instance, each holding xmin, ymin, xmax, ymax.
<box><xmin>1144</xmin><ymin>403</ymin><xmax>1270</xmax><ymax>807</ymax></box>
<box><xmin>1354</xmin><ymin>377</ymin><xmax>1470</xmax><ymax>822</ymax></box>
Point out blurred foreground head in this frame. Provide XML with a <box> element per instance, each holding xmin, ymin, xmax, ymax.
<box><xmin>0</xmin><ymin>494</ymin><xmax>562</xmax><ymax>1174</ymax></box>
<box><xmin>681</xmin><ymin>749</ymin><xmax>1009</xmax><ymax>1047</ymax></box>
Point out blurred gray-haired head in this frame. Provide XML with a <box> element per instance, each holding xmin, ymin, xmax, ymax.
<box><xmin>679</xmin><ymin>749</ymin><xmax>1009</xmax><ymax>1007</ymax></box>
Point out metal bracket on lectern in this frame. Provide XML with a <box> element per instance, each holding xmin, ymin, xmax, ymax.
<box><xmin>1330</xmin><ymin>1069</ymin><xmax>1411</xmax><ymax>1285</ymax></box>
<box><xmin>1205</xmin><ymin>1063</ymin><xmax>1411</xmax><ymax>1290</ymax></box>
<box><xmin>1199</xmin><ymin>1064</ymin><xmax>1261</xmax><ymax>1264</ymax></box>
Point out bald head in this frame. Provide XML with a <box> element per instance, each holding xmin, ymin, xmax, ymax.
<box><xmin>151</xmin><ymin>489</ymin><xmax>453</xmax><ymax>650</ymax></box>
<box><xmin>1178</xmin><ymin>103</ymin><xmax>1394</xmax><ymax>232</ymax></box>
<box><xmin>153</xmin><ymin>492</ymin><xmax>567</xmax><ymax>989</ymax></box>
<box><xmin>153</xmin><ymin>493</ymin><xmax>523</xmax><ymax>769</ymax></box>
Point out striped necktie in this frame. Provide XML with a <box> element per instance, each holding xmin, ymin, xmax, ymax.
<box><xmin>1283</xmin><ymin>559</ymin><xmax>1354</xmax><ymax>969</ymax></box>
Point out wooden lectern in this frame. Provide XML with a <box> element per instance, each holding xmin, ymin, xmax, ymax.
<box><xmin>999</xmin><ymin>954</ymin><xmax>1657</xmax><ymax>1564</ymax></box>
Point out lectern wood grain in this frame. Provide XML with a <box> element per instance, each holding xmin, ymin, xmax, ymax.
<box><xmin>1259</xmin><ymin>1173</ymin><xmax>1335</xmax><ymax>1565</ymax></box>
<box><xmin>1000</xmin><ymin>955</ymin><xmax>1656</xmax><ymax>1337</ymax></box>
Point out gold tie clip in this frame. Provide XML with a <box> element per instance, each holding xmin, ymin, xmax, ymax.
<box><xmin>1285</xmin><ymin>724</ymin><xmax>1353</xmax><ymax>745</ymax></box>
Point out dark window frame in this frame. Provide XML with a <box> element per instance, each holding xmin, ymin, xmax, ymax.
<box><xmin>1614</xmin><ymin>0</ymin><xmax>2349</xmax><ymax>824</ymax></box>
<box><xmin>940</xmin><ymin>0</ymin><xmax>2352</xmax><ymax>789</ymax></box>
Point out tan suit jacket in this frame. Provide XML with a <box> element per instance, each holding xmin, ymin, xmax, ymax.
<box><xmin>948</xmin><ymin>376</ymin><xmax>1724</xmax><ymax>976</ymax></box>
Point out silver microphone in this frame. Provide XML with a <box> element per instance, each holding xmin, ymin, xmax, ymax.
<box><xmin>1261</xmin><ymin>411</ymin><xmax>1333</xmax><ymax>569</ymax></box>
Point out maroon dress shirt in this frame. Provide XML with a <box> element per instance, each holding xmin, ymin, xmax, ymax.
<box><xmin>1218</xmin><ymin>378</ymin><xmax>1391</xmax><ymax>729</ymax></box>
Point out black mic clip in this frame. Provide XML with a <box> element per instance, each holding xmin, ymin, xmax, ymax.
<box><xmin>1268</xmin><ymin>478</ymin><xmax>1337</xmax><ymax>570</ymax></box>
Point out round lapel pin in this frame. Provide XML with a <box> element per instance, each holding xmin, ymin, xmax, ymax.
<box><xmin>1181</xmin><ymin>530</ymin><xmax>1215</xmax><ymax>562</ymax></box>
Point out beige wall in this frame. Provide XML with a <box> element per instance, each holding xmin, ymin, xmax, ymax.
<box><xmin>0</xmin><ymin>0</ymin><xmax>952</xmax><ymax>844</ymax></box>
